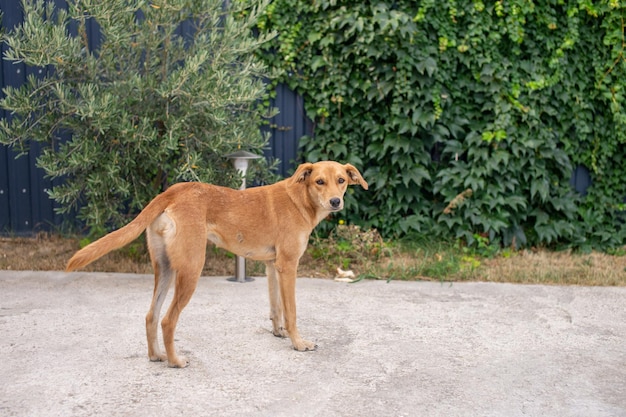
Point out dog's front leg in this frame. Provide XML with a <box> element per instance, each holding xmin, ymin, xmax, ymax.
<box><xmin>276</xmin><ymin>262</ymin><xmax>317</xmax><ymax>352</ymax></box>
<box><xmin>266</xmin><ymin>262</ymin><xmax>287</xmax><ymax>338</ymax></box>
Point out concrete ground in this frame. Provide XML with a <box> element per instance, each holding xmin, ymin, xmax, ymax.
<box><xmin>0</xmin><ymin>270</ymin><xmax>624</xmax><ymax>417</ymax></box>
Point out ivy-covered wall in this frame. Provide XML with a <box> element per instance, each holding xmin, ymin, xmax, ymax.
<box><xmin>254</xmin><ymin>0</ymin><xmax>626</xmax><ymax>250</ymax></box>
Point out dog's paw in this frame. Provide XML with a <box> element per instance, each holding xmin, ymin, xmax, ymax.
<box><xmin>272</xmin><ymin>326</ymin><xmax>288</xmax><ymax>338</ymax></box>
<box><xmin>293</xmin><ymin>340</ymin><xmax>318</xmax><ymax>352</ymax></box>
<box><xmin>149</xmin><ymin>352</ymin><xmax>167</xmax><ymax>362</ymax></box>
<box><xmin>167</xmin><ymin>356</ymin><xmax>190</xmax><ymax>368</ymax></box>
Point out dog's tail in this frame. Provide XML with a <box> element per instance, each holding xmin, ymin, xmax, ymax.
<box><xmin>65</xmin><ymin>192</ymin><xmax>172</xmax><ymax>272</ymax></box>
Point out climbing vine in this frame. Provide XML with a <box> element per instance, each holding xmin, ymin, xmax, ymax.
<box><xmin>254</xmin><ymin>0</ymin><xmax>626</xmax><ymax>250</ymax></box>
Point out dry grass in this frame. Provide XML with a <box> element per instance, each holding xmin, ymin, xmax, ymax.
<box><xmin>0</xmin><ymin>233</ymin><xmax>317</xmax><ymax>277</ymax></box>
<box><xmin>1</xmin><ymin>233</ymin><xmax>625</xmax><ymax>286</ymax></box>
<box><xmin>480</xmin><ymin>250</ymin><xmax>626</xmax><ymax>286</ymax></box>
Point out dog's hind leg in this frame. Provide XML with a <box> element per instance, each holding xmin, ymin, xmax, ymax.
<box><xmin>145</xmin><ymin>220</ymin><xmax>175</xmax><ymax>362</ymax></box>
<box><xmin>266</xmin><ymin>262</ymin><xmax>287</xmax><ymax>338</ymax></box>
<box><xmin>145</xmin><ymin>263</ymin><xmax>174</xmax><ymax>362</ymax></box>
<box><xmin>161</xmin><ymin>266</ymin><xmax>202</xmax><ymax>368</ymax></box>
<box><xmin>160</xmin><ymin>228</ymin><xmax>206</xmax><ymax>368</ymax></box>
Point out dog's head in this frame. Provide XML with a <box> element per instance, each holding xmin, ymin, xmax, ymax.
<box><xmin>292</xmin><ymin>161</ymin><xmax>368</xmax><ymax>212</ymax></box>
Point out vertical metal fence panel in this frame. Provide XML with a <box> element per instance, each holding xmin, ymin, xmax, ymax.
<box><xmin>0</xmin><ymin>1</ymin><xmax>7</xmax><ymax>232</ymax></box>
<box><xmin>0</xmin><ymin>148</ymin><xmax>7</xmax><ymax>232</ymax></box>
<box><xmin>264</xmin><ymin>83</ymin><xmax>312</xmax><ymax>177</ymax></box>
<box><xmin>0</xmin><ymin>126</ymin><xmax>7</xmax><ymax>233</ymax></box>
<box><xmin>1</xmin><ymin>1</ymin><xmax>32</xmax><ymax>234</ymax></box>
<box><xmin>570</xmin><ymin>165</ymin><xmax>591</xmax><ymax>197</ymax></box>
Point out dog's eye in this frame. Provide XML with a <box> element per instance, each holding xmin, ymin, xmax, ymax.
<box><xmin>316</xmin><ymin>179</ymin><xmax>325</xmax><ymax>185</ymax></box>
<box><xmin>338</xmin><ymin>178</ymin><xmax>345</xmax><ymax>184</ymax></box>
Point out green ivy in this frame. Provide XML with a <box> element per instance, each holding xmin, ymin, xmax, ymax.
<box><xmin>254</xmin><ymin>0</ymin><xmax>626</xmax><ymax>250</ymax></box>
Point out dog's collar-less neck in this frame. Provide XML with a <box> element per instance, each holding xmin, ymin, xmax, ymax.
<box><xmin>285</xmin><ymin>184</ymin><xmax>321</xmax><ymax>228</ymax></box>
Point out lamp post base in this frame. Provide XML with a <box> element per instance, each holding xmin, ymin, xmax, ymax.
<box><xmin>227</xmin><ymin>276</ymin><xmax>255</xmax><ymax>283</ymax></box>
<box><xmin>227</xmin><ymin>255</ymin><xmax>255</xmax><ymax>283</ymax></box>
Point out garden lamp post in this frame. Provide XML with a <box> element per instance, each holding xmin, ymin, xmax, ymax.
<box><xmin>225</xmin><ymin>150</ymin><xmax>262</xmax><ymax>283</ymax></box>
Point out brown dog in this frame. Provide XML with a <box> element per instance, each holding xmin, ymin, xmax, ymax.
<box><xmin>66</xmin><ymin>161</ymin><xmax>368</xmax><ymax>367</ymax></box>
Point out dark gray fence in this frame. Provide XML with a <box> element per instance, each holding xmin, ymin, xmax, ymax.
<box><xmin>0</xmin><ymin>1</ymin><xmax>310</xmax><ymax>234</ymax></box>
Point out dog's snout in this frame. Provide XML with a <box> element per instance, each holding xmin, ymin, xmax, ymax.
<box><xmin>330</xmin><ymin>198</ymin><xmax>341</xmax><ymax>209</ymax></box>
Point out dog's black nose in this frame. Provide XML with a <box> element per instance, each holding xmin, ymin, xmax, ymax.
<box><xmin>330</xmin><ymin>198</ymin><xmax>341</xmax><ymax>208</ymax></box>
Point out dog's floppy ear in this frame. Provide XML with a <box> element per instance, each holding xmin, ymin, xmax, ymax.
<box><xmin>293</xmin><ymin>162</ymin><xmax>314</xmax><ymax>183</ymax></box>
<box><xmin>344</xmin><ymin>164</ymin><xmax>369</xmax><ymax>190</ymax></box>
